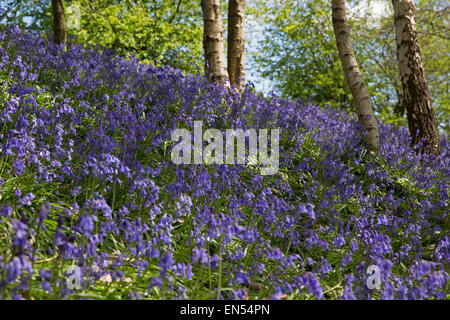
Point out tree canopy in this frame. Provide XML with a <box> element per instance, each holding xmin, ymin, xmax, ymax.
<box><xmin>0</xmin><ymin>0</ymin><xmax>204</xmax><ymax>75</ymax></box>
<box><xmin>251</xmin><ymin>0</ymin><xmax>448</xmax><ymax>132</ymax></box>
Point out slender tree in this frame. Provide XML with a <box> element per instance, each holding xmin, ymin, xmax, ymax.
<box><xmin>392</xmin><ymin>0</ymin><xmax>440</xmax><ymax>155</ymax></box>
<box><xmin>201</xmin><ymin>0</ymin><xmax>229</xmax><ymax>84</ymax></box>
<box><xmin>331</xmin><ymin>0</ymin><xmax>380</xmax><ymax>149</ymax></box>
<box><xmin>52</xmin><ymin>0</ymin><xmax>67</xmax><ymax>51</ymax></box>
<box><xmin>228</xmin><ymin>0</ymin><xmax>246</xmax><ymax>90</ymax></box>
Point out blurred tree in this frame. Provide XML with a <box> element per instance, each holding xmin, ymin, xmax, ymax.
<box><xmin>0</xmin><ymin>0</ymin><xmax>50</xmax><ymax>31</ymax></box>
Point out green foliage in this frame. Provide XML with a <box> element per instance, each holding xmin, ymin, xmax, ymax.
<box><xmin>0</xmin><ymin>0</ymin><xmax>204</xmax><ymax>75</ymax></box>
<box><xmin>251</xmin><ymin>0</ymin><xmax>353</xmax><ymax>109</ymax></box>
<box><xmin>350</xmin><ymin>0</ymin><xmax>449</xmax><ymax>133</ymax></box>
<box><xmin>414</xmin><ymin>1</ymin><xmax>449</xmax><ymax>133</ymax></box>
<box><xmin>68</xmin><ymin>0</ymin><xmax>204</xmax><ymax>75</ymax></box>
<box><xmin>251</xmin><ymin>0</ymin><xmax>449</xmax><ymax>132</ymax></box>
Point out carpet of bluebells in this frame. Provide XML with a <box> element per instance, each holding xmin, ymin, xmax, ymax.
<box><xmin>0</xmin><ymin>27</ymin><xmax>448</xmax><ymax>300</ymax></box>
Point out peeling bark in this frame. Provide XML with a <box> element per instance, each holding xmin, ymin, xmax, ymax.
<box><xmin>392</xmin><ymin>0</ymin><xmax>440</xmax><ymax>155</ymax></box>
<box><xmin>332</xmin><ymin>0</ymin><xmax>380</xmax><ymax>149</ymax></box>
<box><xmin>228</xmin><ymin>0</ymin><xmax>246</xmax><ymax>91</ymax></box>
<box><xmin>201</xmin><ymin>0</ymin><xmax>229</xmax><ymax>85</ymax></box>
<box><xmin>52</xmin><ymin>0</ymin><xmax>67</xmax><ymax>51</ymax></box>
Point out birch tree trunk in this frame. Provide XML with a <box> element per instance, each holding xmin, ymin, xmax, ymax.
<box><xmin>228</xmin><ymin>0</ymin><xmax>246</xmax><ymax>90</ymax></box>
<box><xmin>392</xmin><ymin>0</ymin><xmax>440</xmax><ymax>155</ymax></box>
<box><xmin>331</xmin><ymin>0</ymin><xmax>379</xmax><ymax>149</ymax></box>
<box><xmin>201</xmin><ymin>0</ymin><xmax>229</xmax><ymax>84</ymax></box>
<box><xmin>52</xmin><ymin>0</ymin><xmax>67</xmax><ymax>51</ymax></box>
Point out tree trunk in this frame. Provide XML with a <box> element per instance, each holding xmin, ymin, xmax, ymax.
<box><xmin>392</xmin><ymin>0</ymin><xmax>440</xmax><ymax>155</ymax></box>
<box><xmin>228</xmin><ymin>0</ymin><xmax>246</xmax><ymax>90</ymax></box>
<box><xmin>331</xmin><ymin>0</ymin><xmax>380</xmax><ymax>149</ymax></box>
<box><xmin>201</xmin><ymin>0</ymin><xmax>229</xmax><ymax>84</ymax></box>
<box><xmin>52</xmin><ymin>0</ymin><xmax>67</xmax><ymax>51</ymax></box>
